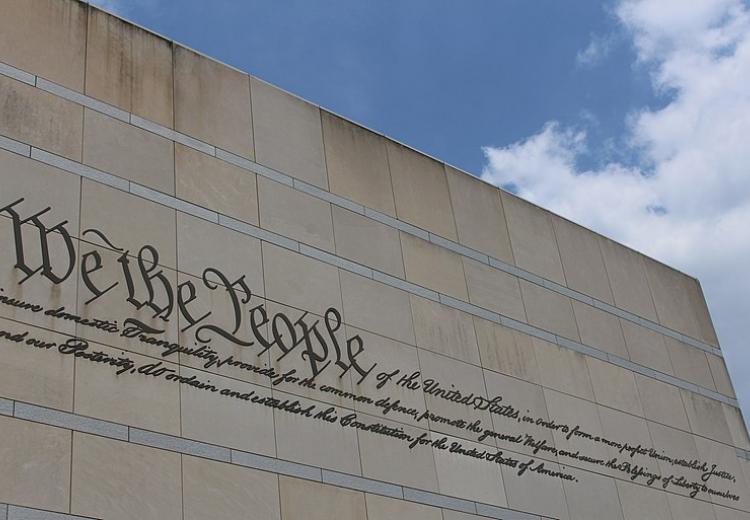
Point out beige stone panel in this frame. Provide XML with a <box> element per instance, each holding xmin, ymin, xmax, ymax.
<box><xmin>264</xmin><ymin>300</ymin><xmax>356</xmax><ymax>408</ymax></box>
<box><xmin>251</xmin><ymin>77</ymin><xmax>327</xmax><ymax>188</ymax></box>
<box><xmin>572</xmin><ymin>300</ymin><xmax>628</xmax><ymax>358</ymax></box>
<box><xmin>723</xmin><ymin>404</ymin><xmax>750</xmax><ymax>450</ymax></box>
<box><xmin>597</xmin><ymin>406</ymin><xmax>654</xmax><ymax>477</ymax></box>
<box><xmin>332</xmin><ymin>206</ymin><xmax>405</xmax><ymax>278</ymax></box>
<box><xmin>635</xmin><ymin>374</ymin><xmax>690</xmax><ymax>431</ymax></box>
<box><xmin>262</xmin><ymin>243</ymin><xmax>341</xmax><ymax>317</ymax></box>
<box><xmin>174</xmin><ymin>46</ymin><xmax>253</xmax><ymax>158</ymax></box>
<box><xmin>432</xmin><ymin>432</ymin><xmax>508</xmax><ymax>507</ymax></box>
<box><xmin>599</xmin><ymin>237</ymin><xmax>658</xmax><ymax>322</ymax></box>
<box><xmin>483</xmin><ymin>369</ymin><xmax>554</xmax><ymax>458</ymax></box>
<box><xmin>501</xmin><ymin>192</ymin><xmax>566</xmax><ymax>284</ymax></box>
<box><xmin>0</xmin><ymin>416</ymin><xmax>71</xmax><ymax>512</ymax></box>
<box><xmin>620</xmin><ymin>319</ymin><xmax>673</xmax><ymax>375</ymax></box>
<box><xmin>686</xmin><ymin>278</ymin><xmax>720</xmax><ymax>346</ymax></box>
<box><xmin>563</xmin><ymin>468</ymin><xmax>624</xmax><ymax>520</ymax></box>
<box><xmin>474</xmin><ymin>318</ymin><xmax>540</xmax><ymax>383</ymax></box>
<box><xmin>667</xmin><ymin>494</ymin><xmax>718</xmax><ymax>520</ymax></box>
<box><xmin>74</xmin><ymin>341</ymin><xmax>181</xmax><ymax>435</ymax></box>
<box><xmin>347</xmin><ymin>327</ymin><xmax>427</xmax><ymax>427</ymax></box>
<box><xmin>715</xmin><ymin>506</ymin><xmax>750</xmax><ymax>520</ymax></box>
<box><xmin>357</xmin><ymin>414</ymin><xmax>439</xmax><ymax>491</ymax></box>
<box><xmin>85</xmin><ymin>9</ymin><xmax>132</xmax><ymax>110</ymax></box>
<box><xmin>665</xmin><ymin>336</ymin><xmax>716</xmax><ymax>390</ymax></box>
<box><xmin>180</xmin><ymin>366</ymin><xmax>276</xmax><ymax>455</ymax></box>
<box><xmin>0</xmin><ymin>75</ymin><xmax>83</xmax><ymax>160</ymax></box>
<box><xmin>0</xmin><ymin>149</ymin><xmax>81</xmax><ymax>226</ymax></box>
<box><xmin>533</xmin><ymin>337</ymin><xmax>594</xmax><ymax>400</ymax></box>
<box><xmin>586</xmin><ymin>357</ymin><xmax>644</xmax><ymax>416</ymax></box>
<box><xmin>279</xmin><ymin>476</ymin><xmax>366</xmax><ymax>520</ymax></box>
<box><xmin>74</xmin><ymin>244</ymin><xmax>179</xmax><ymax>358</ymax></box>
<box><xmin>131</xmin><ymin>28</ymin><xmax>174</xmax><ymax>128</ymax></box>
<box><xmin>80</xmin><ymin>179</ymin><xmax>177</xmax><ymax>266</ymax></box>
<box><xmin>647</xmin><ymin>421</ymin><xmax>701</xmax><ymax>497</ymax></box>
<box><xmin>401</xmin><ymin>233</ymin><xmax>468</xmax><ymax>300</ymax></box>
<box><xmin>0</xmin><ymin>317</ymin><xmax>74</xmax><ymax>411</ymax></box>
<box><xmin>273</xmin><ymin>390</ymin><xmax>361</xmax><ymax>474</ymax></box>
<box><xmin>708</xmin><ymin>354</ymin><xmax>735</xmax><ymax>398</ymax></box>
<box><xmin>445</xmin><ymin>166</ymin><xmax>514</xmax><ymax>263</ymax></box>
<box><xmin>0</xmin><ymin>0</ymin><xmax>86</xmax><ymax>90</ymax></box>
<box><xmin>544</xmin><ymin>390</ymin><xmax>609</xmax><ymax>473</ymax></box>
<box><xmin>500</xmin><ymin>459</ymin><xmax>570</xmax><ymax>520</ymax></box>
<box><xmin>0</xmin><ymin>219</ymin><xmax>79</xmax><ymax>335</ymax></box>
<box><xmin>417</xmin><ymin>349</ymin><xmax>492</xmax><ymax>443</ymax></box>
<box><xmin>365</xmin><ymin>494</ymin><xmax>442</xmax><ymax>520</ymax></box>
<box><xmin>520</xmin><ymin>280</ymin><xmax>580</xmax><ymax>341</ymax></box>
<box><xmin>321</xmin><ymin>111</ymin><xmax>395</xmax><ymax>216</ymax></box>
<box><xmin>644</xmin><ymin>257</ymin><xmax>702</xmax><ymax>340</ymax></box>
<box><xmin>694</xmin><ymin>436</ymin><xmax>749</xmax><ymax>509</ymax></box>
<box><xmin>71</xmin><ymin>433</ymin><xmax>182</xmax><ymax>520</ymax></box>
<box><xmin>681</xmin><ymin>390</ymin><xmax>733</xmax><ymax>444</ymax></box>
<box><xmin>83</xmin><ymin>109</ymin><xmax>175</xmax><ymax>194</ymax></box>
<box><xmin>410</xmin><ymin>295</ymin><xmax>480</xmax><ymax>365</ymax></box>
<box><xmin>258</xmin><ymin>176</ymin><xmax>335</xmax><ymax>252</ymax></box>
<box><xmin>553</xmin><ymin>217</ymin><xmax>615</xmax><ymax>303</ymax></box>
<box><xmin>183</xmin><ymin>456</ymin><xmax>280</xmax><ymax>520</ymax></box>
<box><xmin>616</xmin><ymin>480</ymin><xmax>673</xmax><ymax>520</ymax></box>
<box><xmin>340</xmin><ymin>271</ymin><xmax>415</xmax><ymax>345</ymax></box>
<box><xmin>177</xmin><ymin>212</ymin><xmax>264</xmax><ymax>289</ymax></box>
<box><xmin>175</xmin><ymin>143</ymin><xmax>259</xmax><ymax>225</ymax></box>
<box><xmin>175</xmin><ymin>273</ymin><xmax>272</xmax><ymax>388</ymax></box>
<box><xmin>388</xmin><ymin>142</ymin><xmax>458</xmax><ymax>240</ymax></box>
<box><xmin>463</xmin><ymin>258</ymin><xmax>526</xmax><ymax>322</ymax></box>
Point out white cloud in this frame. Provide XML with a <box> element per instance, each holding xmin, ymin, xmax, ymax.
<box><xmin>482</xmin><ymin>0</ymin><xmax>750</xmax><ymax>414</ymax></box>
<box><xmin>576</xmin><ymin>33</ymin><xmax>615</xmax><ymax>67</ymax></box>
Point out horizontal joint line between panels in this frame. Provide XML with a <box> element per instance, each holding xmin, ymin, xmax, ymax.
<box><xmin>0</xmin><ymin>133</ymin><xmax>738</xmax><ymax>410</ymax></box>
<box><xmin>0</xmin><ymin>403</ymin><xmax>555</xmax><ymax>520</ymax></box>
<box><xmin>0</xmin><ymin>59</ymin><xmax>721</xmax><ymax>358</ymax></box>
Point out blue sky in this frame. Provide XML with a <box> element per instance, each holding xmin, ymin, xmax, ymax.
<box><xmin>98</xmin><ymin>0</ymin><xmax>750</xmax><ymax>423</ymax></box>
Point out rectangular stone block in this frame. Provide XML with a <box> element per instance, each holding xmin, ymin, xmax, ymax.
<box><xmin>620</xmin><ymin>319</ymin><xmax>673</xmax><ymax>375</ymax></box>
<box><xmin>280</xmin><ymin>476</ymin><xmax>367</xmax><ymax>520</ymax></box>
<box><xmin>332</xmin><ymin>206</ymin><xmax>405</xmax><ymax>278</ymax></box>
<box><xmin>321</xmin><ymin>111</ymin><xmax>396</xmax><ymax>216</ymax></box>
<box><xmin>182</xmin><ymin>455</ymin><xmax>281</xmax><ymax>520</ymax></box>
<box><xmin>598</xmin><ymin>237</ymin><xmax>658</xmax><ymax>322</ymax></box>
<box><xmin>174</xmin><ymin>46</ymin><xmax>253</xmax><ymax>159</ymax></box>
<box><xmin>410</xmin><ymin>295</ymin><xmax>481</xmax><ymax>365</ymax></box>
<box><xmin>0</xmin><ymin>0</ymin><xmax>87</xmax><ymax>91</ymax></box>
<box><xmin>401</xmin><ymin>233</ymin><xmax>468</xmax><ymax>300</ymax></box>
<box><xmin>258</xmin><ymin>176</ymin><xmax>335</xmax><ymax>252</ymax></box>
<box><xmin>388</xmin><ymin>142</ymin><xmax>458</xmax><ymax>240</ymax></box>
<box><xmin>251</xmin><ymin>77</ymin><xmax>327</xmax><ymax>188</ymax></box>
<box><xmin>463</xmin><ymin>257</ymin><xmax>526</xmax><ymax>322</ymax></box>
<box><xmin>83</xmin><ymin>109</ymin><xmax>175</xmax><ymax>194</ymax></box>
<box><xmin>664</xmin><ymin>336</ymin><xmax>715</xmax><ymax>390</ymax></box>
<box><xmin>0</xmin><ymin>416</ymin><xmax>71</xmax><ymax>513</ymax></box>
<box><xmin>0</xmin><ymin>75</ymin><xmax>83</xmax><ymax>161</ymax></box>
<box><xmin>365</xmin><ymin>494</ymin><xmax>442</xmax><ymax>520</ymax></box>
<box><xmin>520</xmin><ymin>280</ymin><xmax>580</xmax><ymax>341</ymax></box>
<box><xmin>534</xmin><ymin>337</ymin><xmax>595</xmax><ymax>400</ymax></box>
<box><xmin>501</xmin><ymin>192</ymin><xmax>566</xmax><ymax>285</ymax></box>
<box><xmin>70</xmin><ymin>433</ymin><xmax>182</xmax><ymax>520</ymax></box>
<box><xmin>571</xmin><ymin>300</ymin><xmax>627</xmax><ymax>358</ymax></box>
<box><xmin>474</xmin><ymin>318</ymin><xmax>540</xmax><ymax>383</ymax></box>
<box><xmin>445</xmin><ymin>166</ymin><xmax>514</xmax><ymax>264</ymax></box>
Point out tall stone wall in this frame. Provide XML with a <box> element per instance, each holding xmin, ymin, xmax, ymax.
<box><xmin>0</xmin><ymin>1</ymin><xmax>747</xmax><ymax>519</ymax></box>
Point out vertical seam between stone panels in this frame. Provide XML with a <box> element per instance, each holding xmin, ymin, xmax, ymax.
<box><xmin>318</xmin><ymin>105</ymin><xmax>330</xmax><ymax>191</ymax></box>
<box><xmin>594</xmin><ymin>236</ymin><xmax>617</xmax><ymax>306</ymax></box>
<box><xmin>412</xmin><ymin>347</ymin><xmax>441</xmax><ymax>492</ymax></box>
<box><xmin>641</xmin><ymin>255</ymin><xmax>664</xmax><ymax>330</ymax></box>
<box><xmin>180</xmin><ymin>454</ymin><xmax>186</xmax><ymax>520</ymax></box>
<box><xmin>548</xmin><ymin>213</ymin><xmax>569</xmax><ymax>288</ymax></box>
<box><xmin>496</xmin><ymin>191</ymin><xmax>517</xmax><ymax>266</ymax></box>
<box><xmin>385</xmin><ymin>138</ymin><xmax>400</xmax><ymax>221</ymax></box>
<box><xmin>247</xmin><ymin>73</ymin><xmax>256</xmax><ymax>162</ymax></box>
<box><xmin>441</xmin><ymin>164</ymin><xmax>460</xmax><ymax>246</ymax></box>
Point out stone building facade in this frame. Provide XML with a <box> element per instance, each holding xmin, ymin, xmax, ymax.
<box><xmin>0</xmin><ymin>1</ymin><xmax>748</xmax><ymax>519</ymax></box>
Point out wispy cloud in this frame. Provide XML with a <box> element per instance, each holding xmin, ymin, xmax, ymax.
<box><xmin>576</xmin><ymin>33</ymin><xmax>615</xmax><ymax>67</ymax></box>
<box><xmin>483</xmin><ymin>0</ymin><xmax>750</xmax><ymax>416</ymax></box>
